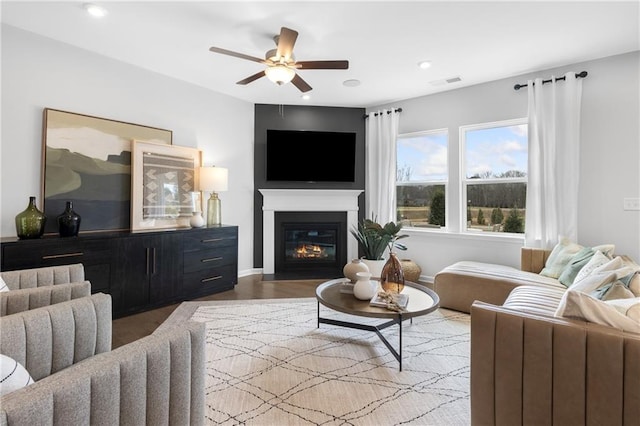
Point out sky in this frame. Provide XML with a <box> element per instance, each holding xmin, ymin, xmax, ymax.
<box><xmin>397</xmin><ymin>123</ymin><xmax>527</xmax><ymax>181</ymax></box>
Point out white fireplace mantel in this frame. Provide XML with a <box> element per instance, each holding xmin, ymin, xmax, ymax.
<box><xmin>259</xmin><ymin>189</ymin><xmax>363</xmax><ymax>274</ymax></box>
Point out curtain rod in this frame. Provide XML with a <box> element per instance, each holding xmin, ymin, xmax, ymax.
<box><xmin>514</xmin><ymin>71</ymin><xmax>588</xmax><ymax>91</ymax></box>
<box><xmin>363</xmin><ymin>108</ymin><xmax>402</xmax><ymax>119</ymax></box>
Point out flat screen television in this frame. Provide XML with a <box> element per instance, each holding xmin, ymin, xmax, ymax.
<box><xmin>266</xmin><ymin>129</ymin><xmax>357</xmax><ymax>182</ymax></box>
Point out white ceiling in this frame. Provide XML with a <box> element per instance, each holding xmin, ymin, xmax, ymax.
<box><xmin>2</xmin><ymin>1</ymin><xmax>638</xmax><ymax>108</ymax></box>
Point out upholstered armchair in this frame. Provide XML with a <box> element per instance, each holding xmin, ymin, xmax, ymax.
<box><xmin>0</xmin><ymin>293</ymin><xmax>206</xmax><ymax>425</ymax></box>
<box><xmin>0</xmin><ymin>263</ymin><xmax>91</xmax><ymax>316</ymax></box>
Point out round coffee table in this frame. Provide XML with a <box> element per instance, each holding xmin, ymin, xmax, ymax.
<box><xmin>315</xmin><ymin>278</ymin><xmax>440</xmax><ymax>371</ymax></box>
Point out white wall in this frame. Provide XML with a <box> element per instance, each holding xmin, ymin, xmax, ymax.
<box><xmin>1</xmin><ymin>24</ymin><xmax>256</xmax><ymax>275</ymax></box>
<box><xmin>369</xmin><ymin>51</ymin><xmax>640</xmax><ymax>280</ymax></box>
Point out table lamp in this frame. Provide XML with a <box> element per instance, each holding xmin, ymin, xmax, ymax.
<box><xmin>199</xmin><ymin>166</ymin><xmax>228</xmax><ymax>226</ymax></box>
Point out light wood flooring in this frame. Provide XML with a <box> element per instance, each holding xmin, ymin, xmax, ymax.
<box><xmin>112</xmin><ymin>274</ymin><xmax>324</xmax><ymax>348</ymax></box>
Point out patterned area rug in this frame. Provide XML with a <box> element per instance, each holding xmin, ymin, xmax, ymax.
<box><xmin>162</xmin><ymin>298</ymin><xmax>470</xmax><ymax>425</ymax></box>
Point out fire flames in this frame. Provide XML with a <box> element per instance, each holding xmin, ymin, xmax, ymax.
<box><xmin>293</xmin><ymin>244</ymin><xmax>327</xmax><ymax>259</ymax></box>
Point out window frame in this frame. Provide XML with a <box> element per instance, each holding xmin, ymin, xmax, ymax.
<box><xmin>459</xmin><ymin>117</ymin><xmax>528</xmax><ymax>235</ymax></box>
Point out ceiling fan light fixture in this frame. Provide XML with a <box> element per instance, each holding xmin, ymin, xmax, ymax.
<box><xmin>265</xmin><ymin>65</ymin><xmax>295</xmax><ymax>85</ymax></box>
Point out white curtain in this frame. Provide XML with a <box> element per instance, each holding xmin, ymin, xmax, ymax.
<box><xmin>365</xmin><ymin>109</ymin><xmax>401</xmax><ymax>225</ymax></box>
<box><xmin>525</xmin><ymin>72</ymin><xmax>583</xmax><ymax>248</ymax></box>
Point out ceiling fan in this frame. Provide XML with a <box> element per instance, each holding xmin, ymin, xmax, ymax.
<box><xmin>209</xmin><ymin>27</ymin><xmax>349</xmax><ymax>93</ymax></box>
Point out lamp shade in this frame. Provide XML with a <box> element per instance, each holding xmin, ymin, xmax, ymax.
<box><xmin>199</xmin><ymin>166</ymin><xmax>228</xmax><ymax>192</ymax></box>
<box><xmin>265</xmin><ymin>65</ymin><xmax>295</xmax><ymax>85</ymax></box>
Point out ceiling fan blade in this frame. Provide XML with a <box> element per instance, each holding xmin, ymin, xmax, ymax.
<box><xmin>236</xmin><ymin>71</ymin><xmax>266</xmax><ymax>85</ymax></box>
<box><xmin>209</xmin><ymin>46</ymin><xmax>268</xmax><ymax>64</ymax></box>
<box><xmin>291</xmin><ymin>73</ymin><xmax>312</xmax><ymax>93</ymax></box>
<box><xmin>295</xmin><ymin>60</ymin><xmax>349</xmax><ymax>70</ymax></box>
<box><xmin>276</xmin><ymin>27</ymin><xmax>298</xmax><ymax>61</ymax></box>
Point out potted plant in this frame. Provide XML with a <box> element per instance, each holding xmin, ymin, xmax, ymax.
<box><xmin>350</xmin><ymin>215</ymin><xmax>408</xmax><ymax>277</ymax></box>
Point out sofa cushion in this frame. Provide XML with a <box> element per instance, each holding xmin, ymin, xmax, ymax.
<box><xmin>503</xmin><ymin>285</ymin><xmax>566</xmax><ymax>316</ymax></box>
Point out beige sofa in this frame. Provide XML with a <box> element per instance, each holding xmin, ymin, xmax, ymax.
<box><xmin>0</xmin><ymin>263</ymin><xmax>91</xmax><ymax>316</ymax></box>
<box><xmin>434</xmin><ymin>248</ymin><xmax>640</xmax><ymax>425</ymax></box>
<box><xmin>0</xmin><ymin>293</ymin><xmax>206</xmax><ymax>425</ymax></box>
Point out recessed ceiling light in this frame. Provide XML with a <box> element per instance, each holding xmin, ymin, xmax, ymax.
<box><xmin>301</xmin><ymin>94</ymin><xmax>311</xmax><ymax>100</ymax></box>
<box><xmin>418</xmin><ymin>61</ymin><xmax>432</xmax><ymax>70</ymax></box>
<box><xmin>84</xmin><ymin>3</ymin><xmax>108</xmax><ymax>18</ymax></box>
<box><xmin>343</xmin><ymin>79</ymin><xmax>361</xmax><ymax>87</ymax></box>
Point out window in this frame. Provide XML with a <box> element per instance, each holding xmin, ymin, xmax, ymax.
<box><xmin>396</xmin><ymin>129</ymin><xmax>448</xmax><ymax>229</ymax></box>
<box><xmin>461</xmin><ymin>119</ymin><xmax>528</xmax><ymax>234</ymax></box>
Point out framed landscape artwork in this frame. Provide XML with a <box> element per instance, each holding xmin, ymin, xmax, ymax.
<box><xmin>131</xmin><ymin>140</ymin><xmax>202</xmax><ymax>231</ymax></box>
<box><xmin>42</xmin><ymin>108</ymin><xmax>172</xmax><ymax>233</ymax></box>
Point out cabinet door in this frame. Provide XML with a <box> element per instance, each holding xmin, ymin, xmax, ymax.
<box><xmin>116</xmin><ymin>233</ymin><xmax>181</xmax><ymax>315</ymax></box>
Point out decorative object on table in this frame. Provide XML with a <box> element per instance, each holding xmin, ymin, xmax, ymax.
<box><xmin>42</xmin><ymin>108</ymin><xmax>172</xmax><ymax>234</ymax></box>
<box><xmin>199</xmin><ymin>166</ymin><xmax>228</xmax><ymax>226</ymax></box>
<box><xmin>189</xmin><ymin>211</ymin><xmax>205</xmax><ymax>228</ymax></box>
<box><xmin>130</xmin><ymin>140</ymin><xmax>202</xmax><ymax>231</ymax></box>
<box><xmin>381</xmin><ymin>251</ymin><xmax>405</xmax><ymax>294</ymax></box>
<box><xmin>343</xmin><ymin>258</ymin><xmax>369</xmax><ymax>283</ymax></box>
<box><xmin>353</xmin><ymin>271</ymin><xmax>376</xmax><ymax>300</ymax></box>
<box><xmin>15</xmin><ymin>196</ymin><xmax>47</xmax><ymax>239</ymax></box>
<box><xmin>401</xmin><ymin>259</ymin><xmax>422</xmax><ymax>283</ymax></box>
<box><xmin>349</xmin><ymin>214</ymin><xmax>409</xmax><ymax>278</ymax></box>
<box><xmin>370</xmin><ymin>290</ymin><xmax>409</xmax><ymax>311</ymax></box>
<box><xmin>56</xmin><ymin>201</ymin><xmax>81</xmax><ymax>237</ymax></box>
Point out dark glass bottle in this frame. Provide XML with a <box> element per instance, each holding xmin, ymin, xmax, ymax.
<box><xmin>15</xmin><ymin>196</ymin><xmax>47</xmax><ymax>239</ymax></box>
<box><xmin>57</xmin><ymin>201</ymin><xmax>81</xmax><ymax>237</ymax></box>
<box><xmin>380</xmin><ymin>251</ymin><xmax>405</xmax><ymax>294</ymax></box>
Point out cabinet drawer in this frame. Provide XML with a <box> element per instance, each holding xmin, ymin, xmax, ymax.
<box><xmin>2</xmin><ymin>238</ymin><xmax>112</xmax><ymax>269</ymax></box>
<box><xmin>182</xmin><ymin>264</ymin><xmax>237</xmax><ymax>297</ymax></box>
<box><xmin>183</xmin><ymin>246</ymin><xmax>236</xmax><ymax>273</ymax></box>
<box><xmin>183</xmin><ymin>229</ymin><xmax>237</xmax><ymax>252</ymax></box>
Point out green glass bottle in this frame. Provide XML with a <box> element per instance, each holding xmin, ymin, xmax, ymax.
<box><xmin>15</xmin><ymin>196</ymin><xmax>47</xmax><ymax>239</ymax></box>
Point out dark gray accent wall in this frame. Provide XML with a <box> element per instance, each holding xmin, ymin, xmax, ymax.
<box><xmin>253</xmin><ymin>104</ymin><xmax>366</xmax><ymax>268</ymax></box>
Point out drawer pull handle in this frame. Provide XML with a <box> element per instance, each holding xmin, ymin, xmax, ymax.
<box><xmin>201</xmin><ymin>276</ymin><xmax>222</xmax><ymax>283</ymax></box>
<box><xmin>201</xmin><ymin>238</ymin><xmax>224</xmax><ymax>243</ymax></box>
<box><xmin>42</xmin><ymin>252</ymin><xmax>84</xmax><ymax>260</ymax></box>
<box><xmin>201</xmin><ymin>257</ymin><xmax>223</xmax><ymax>263</ymax></box>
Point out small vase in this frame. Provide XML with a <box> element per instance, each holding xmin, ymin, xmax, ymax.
<box><xmin>361</xmin><ymin>258</ymin><xmax>386</xmax><ymax>279</ymax></box>
<box><xmin>15</xmin><ymin>196</ymin><xmax>47</xmax><ymax>239</ymax></box>
<box><xmin>401</xmin><ymin>259</ymin><xmax>422</xmax><ymax>283</ymax></box>
<box><xmin>190</xmin><ymin>211</ymin><xmax>205</xmax><ymax>228</ymax></box>
<box><xmin>343</xmin><ymin>259</ymin><xmax>369</xmax><ymax>283</ymax></box>
<box><xmin>381</xmin><ymin>252</ymin><xmax>405</xmax><ymax>294</ymax></box>
<box><xmin>353</xmin><ymin>271</ymin><xmax>376</xmax><ymax>300</ymax></box>
<box><xmin>57</xmin><ymin>201</ymin><xmax>81</xmax><ymax>237</ymax></box>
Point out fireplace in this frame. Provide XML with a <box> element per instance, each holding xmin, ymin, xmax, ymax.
<box><xmin>259</xmin><ymin>189</ymin><xmax>363</xmax><ymax>278</ymax></box>
<box><xmin>274</xmin><ymin>212</ymin><xmax>347</xmax><ymax>279</ymax></box>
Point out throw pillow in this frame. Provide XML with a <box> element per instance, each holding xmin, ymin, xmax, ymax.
<box><xmin>592</xmin><ymin>244</ymin><xmax>616</xmax><ymax>259</ymax></box>
<box><xmin>558</xmin><ymin>247</ymin><xmax>596</xmax><ymax>287</ymax></box>
<box><xmin>539</xmin><ymin>237</ymin><xmax>583</xmax><ymax>279</ymax></box>
<box><xmin>606</xmin><ymin>297</ymin><xmax>640</xmax><ymax>323</ymax></box>
<box><xmin>556</xmin><ymin>290</ymin><xmax>640</xmax><ymax>333</ymax></box>
<box><xmin>0</xmin><ymin>276</ymin><xmax>7</xmax><ymax>292</ymax></box>
<box><xmin>0</xmin><ymin>354</ymin><xmax>34</xmax><ymax>396</ymax></box>
<box><xmin>574</xmin><ymin>250</ymin><xmax>610</xmax><ymax>283</ymax></box>
<box><xmin>629</xmin><ymin>273</ymin><xmax>640</xmax><ymax>296</ymax></box>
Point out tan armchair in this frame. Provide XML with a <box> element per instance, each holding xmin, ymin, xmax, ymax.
<box><xmin>0</xmin><ymin>263</ymin><xmax>91</xmax><ymax>316</ymax></box>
